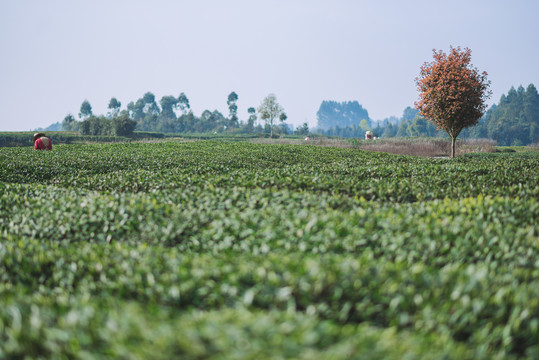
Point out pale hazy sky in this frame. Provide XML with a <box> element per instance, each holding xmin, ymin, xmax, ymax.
<box><xmin>1</xmin><ymin>0</ymin><xmax>538</xmax><ymax>131</ymax></box>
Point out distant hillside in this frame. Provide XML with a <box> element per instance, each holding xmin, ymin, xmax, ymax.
<box><xmin>316</xmin><ymin>101</ymin><xmax>370</xmax><ymax>130</ymax></box>
<box><xmin>34</xmin><ymin>122</ymin><xmax>62</xmax><ymax>132</ymax></box>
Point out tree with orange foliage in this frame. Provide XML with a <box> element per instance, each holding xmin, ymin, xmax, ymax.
<box><xmin>415</xmin><ymin>47</ymin><xmax>491</xmax><ymax>158</ymax></box>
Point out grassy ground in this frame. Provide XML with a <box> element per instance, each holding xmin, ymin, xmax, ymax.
<box><xmin>252</xmin><ymin>136</ymin><xmax>503</xmax><ymax>157</ymax></box>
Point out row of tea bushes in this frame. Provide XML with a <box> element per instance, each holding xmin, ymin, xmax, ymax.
<box><xmin>0</xmin><ymin>142</ymin><xmax>537</xmax><ymax>201</ymax></box>
<box><xmin>1</xmin><ymin>183</ymin><xmax>537</xmax><ymax>267</ymax></box>
<box><xmin>1</xmin><ymin>236</ymin><xmax>538</xmax><ymax>358</ymax></box>
<box><xmin>0</xmin><ymin>295</ymin><xmax>474</xmax><ymax>360</ymax></box>
<box><xmin>1</xmin><ymin>141</ymin><xmax>538</xmax><ymax>358</ymax></box>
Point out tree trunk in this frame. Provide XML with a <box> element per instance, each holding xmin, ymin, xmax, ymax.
<box><xmin>451</xmin><ymin>136</ymin><xmax>456</xmax><ymax>158</ymax></box>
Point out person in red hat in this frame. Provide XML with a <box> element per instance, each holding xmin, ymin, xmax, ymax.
<box><xmin>33</xmin><ymin>133</ymin><xmax>53</xmax><ymax>150</ymax></box>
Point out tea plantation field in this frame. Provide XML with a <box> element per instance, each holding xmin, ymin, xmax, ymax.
<box><xmin>1</xmin><ymin>141</ymin><xmax>538</xmax><ymax>359</ymax></box>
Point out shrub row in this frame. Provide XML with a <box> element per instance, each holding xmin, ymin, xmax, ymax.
<box><xmin>1</xmin><ymin>183</ymin><xmax>537</xmax><ymax>268</ymax></box>
<box><xmin>0</xmin><ymin>295</ymin><xmax>473</xmax><ymax>360</ymax></box>
<box><xmin>1</xmin><ymin>142</ymin><xmax>537</xmax><ymax>201</ymax></box>
<box><xmin>1</xmin><ymin>236</ymin><xmax>538</xmax><ymax>358</ymax></box>
<box><xmin>1</xmin><ymin>141</ymin><xmax>538</xmax><ymax>358</ymax></box>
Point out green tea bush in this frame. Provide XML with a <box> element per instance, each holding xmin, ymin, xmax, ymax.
<box><xmin>0</xmin><ymin>293</ymin><xmax>476</xmax><ymax>359</ymax></box>
<box><xmin>1</xmin><ymin>142</ymin><xmax>537</xmax><ymax>200</ymax></box>
<box><xmin>1</xmin><ymin>141</ymin><xmax>538</xmax><ymax>358</ymax></box>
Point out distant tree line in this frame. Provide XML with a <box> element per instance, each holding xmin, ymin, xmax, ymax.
<box><xmin>316</xmin><ymin>101</ymin><xmax>370</xmax><ymax>131</ymax></box>
<box><xmin>315</xmin><ymin>84</ymin><xmax>539</xmax><ymax>146</ymax></box>
<box><xmin>53</xmin><ymin>84</ymin><xmax>537</xmax><ymax>145</ymax></box>
<box><xmin>460</xmin><ymin>84</ymin><xmax>539</xmax><ymax>145</ymax></box>
<box><xmin>62</xmin><ymin>98</ymin><xmax>137</xmax><ymax>137</ymax></box>
<box><xmin>59</xmin><ymin>92</ymin><xmax>308</xmax><ymax>137</ymax></box>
